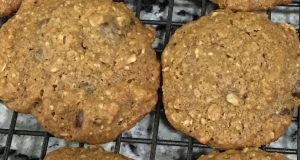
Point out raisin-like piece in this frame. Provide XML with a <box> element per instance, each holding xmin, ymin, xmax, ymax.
<box><xmin>292</xmin><ymin>80</ymin><xmax>300</xmax><ymax>98</ymax></box>
<box><xmin>76</xmin><ymin>110</ymin><xmax>84</xmax><ymax>128</ymax></box>
<box><xmin>279</xmin><ymin>108</ymin><xmax>291</xmax><ymax>116</ymax></box>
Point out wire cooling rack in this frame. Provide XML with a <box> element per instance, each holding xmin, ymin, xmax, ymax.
<box><xmin>0</xmin><ymin>0</ymin><xmax>300</xmax><ymax>160</ymax></box>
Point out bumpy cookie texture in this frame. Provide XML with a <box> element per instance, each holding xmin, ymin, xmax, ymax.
<box><xmin>44</xmin><ymin>147</ymin><xmax>132</xmax><ymax>160</ymax></box>
<box><xmin>197</xmin><ymin>148</ymin><xmax>289</xmax><ymax>160</ymax></box>
<box><xmin>0</xmin><ymin>0</ymin><xmax>22</xmax><ymax>17</ymax></box>
<box><xmin>0</xmin><ymin>0</ymin><xmax>160</xmax><ymax>144</ymax></box>
<box><xmin>210</xmin><ymin>0</ymin><xmax>292</xmax><ymax>11</ymax></box>
<box><xmin>162</xmin><ymin>9</ymin><xmax>300</xmax><ymax>149</ymax></box>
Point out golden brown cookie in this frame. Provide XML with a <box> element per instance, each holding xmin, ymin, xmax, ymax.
<box><xmin>197</xmin><ymin>148</ymin><xmax>289</xmax><ymax>160</ymax></box>
<box><xmin>44</xmin><ymin>147</ymin><xmax>132</xmax><ymax>160</ymax></box>
<box><xmin>0</xmin><ymin>0</ymin><xmax>22</xmax><ymax>17</ymax></box>
<box><xmin>0</xmin><ymin>0</ymin><xmax>160</xmax><ymax>144</ymax></box>
<box><xmin>210</xmin><ymin>0</ymin><xmax>292</xmax><ymax>11</ymax></box>
<box><xmin>162</xmin><ymin>9</ymin><xmax>300</xmax><ymax>149</ymax></box>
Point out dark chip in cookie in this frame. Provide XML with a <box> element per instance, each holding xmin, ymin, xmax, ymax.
<box><xmin>197</xmin><ymin>148</ymin><xmax>289</xmax><ymax>160</ymax></box>
<box><xmin>210</xmin><ymin>0</ymin><xmax>292</xmax><ymax>11</ymax></box>
<box><xmin>44</xmin><ymin>147</ymin><xmax>132</xmax><ymax>160</ymax></box>
<box><xmin>162</xmin><ymin>9</ymin><xmax>300</xmax><ymax>149</ymax></box>
<box><xmin>0</xmin><ymin>0</ymin><xmax>160</xmax><ymax>144</ymax></box>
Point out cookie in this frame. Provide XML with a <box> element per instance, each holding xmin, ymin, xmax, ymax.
<box><xmin>0</xmin><ymin>0</ymin><xmax>160</xmax><ymax>144</ymax></box>
<box><xmin>210</xmin><ymin>0</ymin><xmax>292</xmax><ymax>11</ymax></box>
<box><xmin>197</xmin><ymin>148</ymin><xmax>289</xmax><ymax>160</ymax></box>
<box><xmin>0</xmin><ymin>0</ymin><xmax>22</xmax><ymax>17</ymax></box>
<box><xmin>44</xmin><ymin>146</ymin><xmax>132</xmax><ymax>160</ymax></box>
<box><xmin>162</xmin><ymin>9</ymin><xmax>300</xmax><ymax>149</ymax></box>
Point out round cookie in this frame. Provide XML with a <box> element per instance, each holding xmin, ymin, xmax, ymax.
<box><xmin>210</xmin><ymin>0</ymin><xmax>292</xmax><ymax>11</ymax></box>
<box><xmin>162</xmin><ymin>9</ymin><xmax>300</xmax><ymax>149</ymax></box>
<box><xmin>0</xmin><ymin>0</ymin><xmax>160</xmax><ymax>144</ymax></box>
<box><xmin>44</xmin><ymin>147</ymin><xmax>132</xmax><ymax>160</ymax></box>
<box><xmin>0</xmin><ymin>0</ymin><xmax>22</xmax><ymax>17</ymax></box>
<box><xmin>197</xmin><ymin>148</ymin><xmax>289</xmax><ymax>160</ymax></box>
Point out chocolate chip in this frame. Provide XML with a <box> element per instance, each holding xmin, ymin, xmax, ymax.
<box><xmin>292</xmin><ymin>80</ymin><xmax>300</xmax><ymax>98</ymax></box>
<box><xmin>81</xmin><ymin>42</ymin><xmax>87</xmax><ymax>50</ymax></box>
<box><xmin>279</xmin><ymin>108</ymin><xmax>291</xmax><ymax>116</ymax></box>
<box><xmin>101</xmin><ymin>22</ymin><xmax>109</xmax><ymax>27</ymax></box>
<box><xmin>40</xmin><ymin>89</ymin><xmax>44</xmax><ymax>96</ymax></box>
<box><xmin>127</xmin><ymin>78</ymin><xmax>135</xmax><ymax>83</ymax></box>
<box><xmin>242</xmin><ymin>93</ymin><xmax>248</xmax><ymax>99</ymax></box>
<box><xmin>52</xmin><ymin>84</ymin><xmax>57</xmax><ymax>91</ymax></box>
<box><xmin>63</xmin><ymin>36</ymin><xmax>66</xmax><ymax>44</ymax></box>
<box><xmin>76</xmin><ymin>110</ymin><xmax>83</xmax><ymax>128</ymax></box>
<box><xmin>33</xmin><ymin>102</ymin><xmax>39</xmax><ymax>107</ymax></box>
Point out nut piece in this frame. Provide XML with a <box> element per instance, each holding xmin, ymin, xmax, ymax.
<box><xmin>162</xmin><ymin>67</ymin><xmax>169</xmax><ymax>72</ymax></box>
<box><xmin>193</xmin><ymin>89</ymin><xmax>201</xmax><ymax>98</ymax></box>
<box><xmin>51</xmin><ymin>68</ymin><xmax>58</xmax><ymax>72</ymax></box>
<box><xmin>0</xmin><ymin>54</ymin><xmax>7</xmax><ymax>72</ymax></box>
<box><xmin>226</xmin><ymin>93</ymin><xmax>244</xmax><ymax>106</ymax></box>
<box><xmin>207</xmin><ymin>104</ymin><xmax>221</xmax><ymax>121</ymax></box>
<box><xmin>261</xmin><ymin>79</ymin><xmax>276</xmax><ymax>101</ymax></box>
<box><xmin>207</xmin><ymin>52</ymin><xmax>214</xmax><ymax>56</ymax></box>
<box><xmin>89</xmin><ymin>15</ymin><xmax>103</xmax><ymax>26</ymax></box>
<box><xmin>0</xmin><ymin>63</ymin><xmax>6</xmax><ymax>72</ymax></box>
<box><xmin>201</xmin><ymin>118</ymin><xmax>207</xmax><ymax>124</ymax></box>
<box><xmin>269</xmin><ymin>131</ymin><xmax>275</xmax><ymax>139</ymax></box>
<box><xmin>127</xmin><ymin>54</ymin><xmax>137</xmax><ymax>64</ymax></box>
<box><xmin>60</xmin><ymin>133</ymin><xmax>69</xmax><ymax>137</ymax></box>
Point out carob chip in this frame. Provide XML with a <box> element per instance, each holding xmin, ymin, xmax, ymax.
<box><xmin>292</xmin><ymin>80</ymin><xmax>300</xmax><ymax>98</ymax></box>
<box><xmin>279</xmin><ymin>108</ymin><xmax>291</xmax><ymax>116</ymax></box>
<box><xmin>0</xmin><ymin>0</ymin><xmax>160</xmax><ymax>145</ymax></box>
<box><xmin>40</xmin><ymin>89</ymin><xmax>44</xmax><ymax>96</ymax></box>
<box><xmin>76</xmin><ymin>110</ymin><xmax>84</xmax><ymax>128</ymax></box>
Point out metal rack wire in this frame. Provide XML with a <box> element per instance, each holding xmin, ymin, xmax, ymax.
<box><xmin>0</xmin><ymin>0</ymin><xmax>300</xmax><ymax>160</ymax></box>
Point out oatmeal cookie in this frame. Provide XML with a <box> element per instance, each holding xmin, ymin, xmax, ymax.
<box><xmin>197</xmin><ymin>148</ymin><xmax>289</xmax><ymax>160</ymax></box>
<box><xmin>210</xmin><ymin>0</ymin><xmax>292</xmax><ymax>11</ymax></box>
<box><xmin>0</xmin><ymin>0</ymin><xmax>22</xmax><ymax>17</ymax></box>
<box><xmin>44</xmin><ymin>146</ymin><xmax>132</xmax><ymax>160</ymax></box>
<box><xmin>162</xmin><ymin>9</ymin><xmax>300</xmax><ymax>149</ymax></box>
<box><xmin>0</xmin><ymin>0</ymin><xmax>160</xmax><ymax>144</ymax></box>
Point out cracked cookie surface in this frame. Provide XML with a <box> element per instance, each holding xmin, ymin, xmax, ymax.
<box><xmin>197</xmin><ymin>148</ymin><xmax>289</xmax><ymax>160</ymax></box>
<box><xmin>44</xmin><ymin>147</ymin><xmax>132</xmax><ymax>160</ymax></box>
<box><xmin>210</xmin><ymin>0</ymin><xmax>292</xmax><ymax>11</ymax></box>
<box><xmin>162</xmin><ymin>9</ymin><xmax>300</xmax><ymax>149</ymax></box>
<box><xmin>0</xmin><ymin>0</ymin><xmax>160</xmax><ymax>144</ymax></box>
